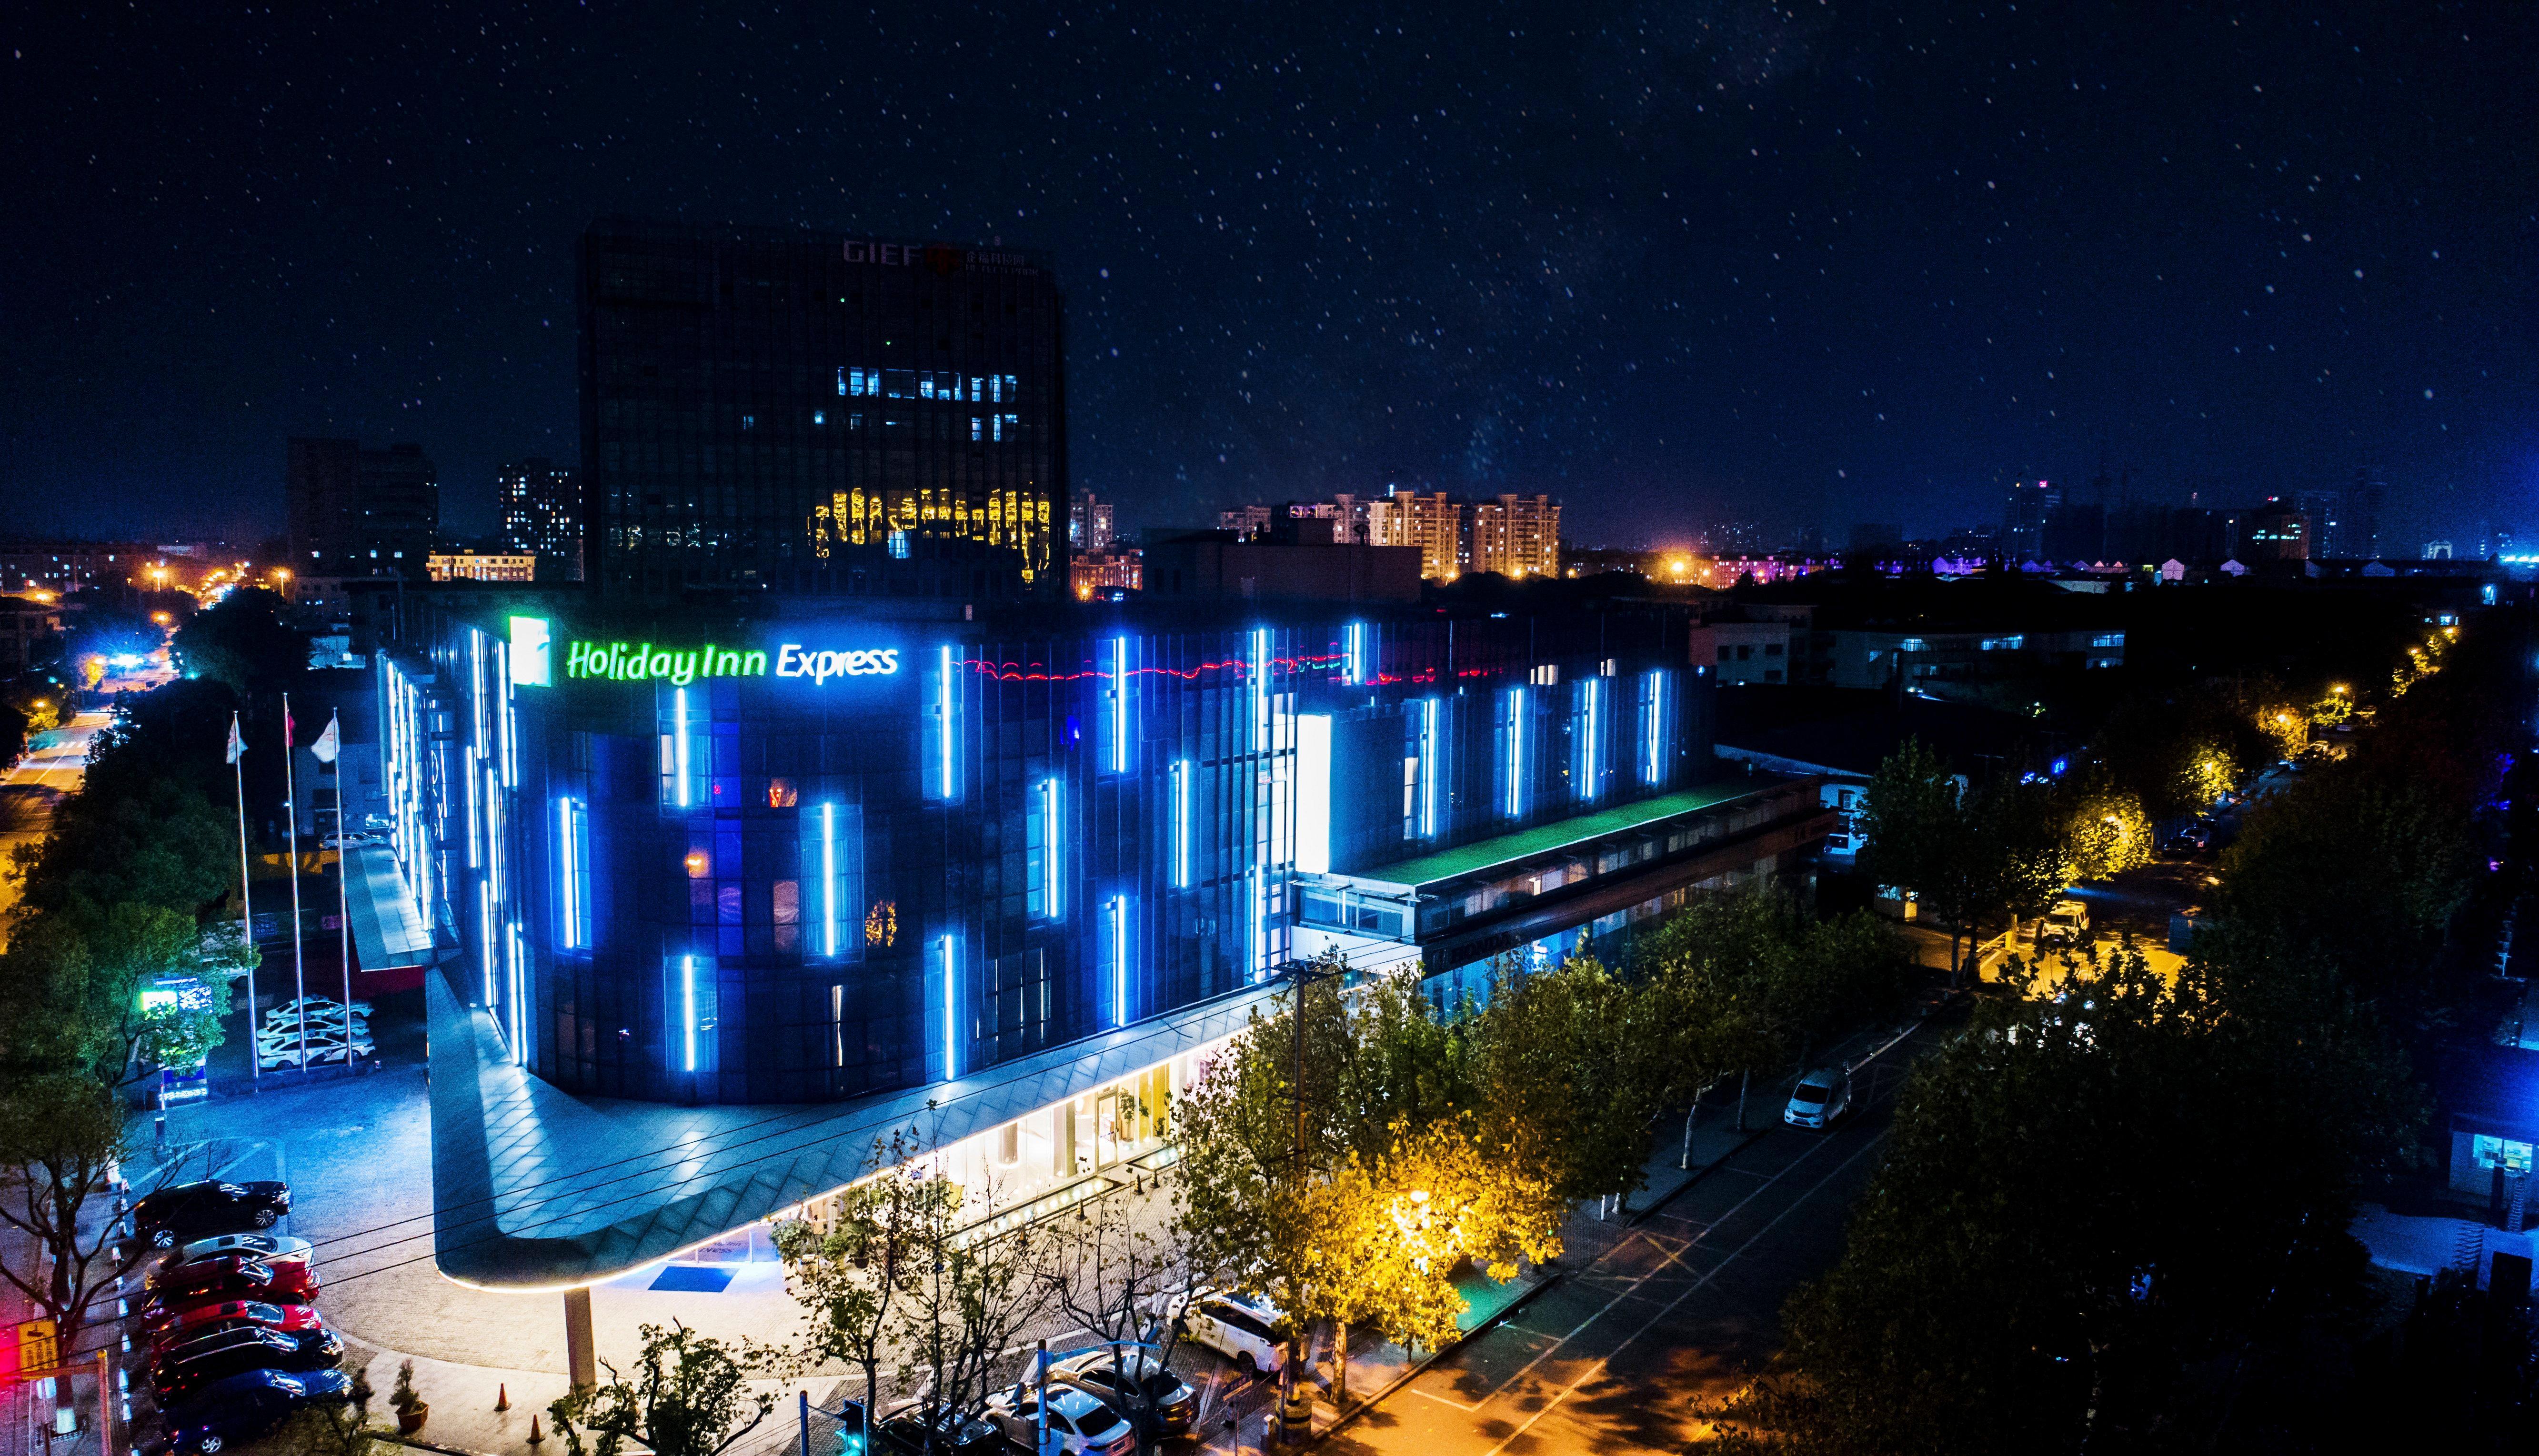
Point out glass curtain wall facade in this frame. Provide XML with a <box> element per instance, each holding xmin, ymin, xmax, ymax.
<box><xmin>580</xmin><ymin>219</ymin><xmax>1067</xmax><ymax>601</ymax></box>
<box><xmin>379</xmin><ymin>606</ymin><xmax>1710</xmax><ymax>1105</ymax></box>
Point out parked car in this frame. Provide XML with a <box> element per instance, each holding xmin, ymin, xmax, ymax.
<box><xmin>2159</xmin><ymin>828</ymin><xmax>2208</xmax><ymax>858</ymax></box>
<box><xmin>871</xmin><ymin>1402</ymin><xmax>1010</xmax><ymax>1456</ymax></box>
<box><xmin>173</xmin><ymin>1234</ymin><xmax>313</xmax><ymax>1269</ymax></box>
<box><xmin>133</xmin><ymin>1181</ymin><xmax>291</xmax><ymax>1249</ymax></box>
<box><xmin>983</xmin><ymin>1384</ymin><xmax>1136</xmax><ymax>1456</ymax></box>
<box><xmin>150</xmin><ymin>1368</ymin><xmax>352</xmax><ymax>1455</ymax></box>
<box><xmin>1781</xmin><ymin>1068</ymin><xmax>1852</xmax><ymax>1131</ymax></box>
<box><xmin>1047</xmin><ymin>1348</ymin><xmax>1199</xmax><ymax>1441</ymax></box>
<box><xmin>1167</xmin><ymin>1288</ymin><xmax>1288</xmax><ymax>1377</ymax></box>
<box><xmin>152</xmin><ymin>1326</ymin><xmax>344</xmax><ymax>1406</ymax></box>
<box><xmin>2035</xmin><ymin>898</ymin><xmax>2090</xmax><ymax>947</ymax></box>
<box><xmin>142</xmin><ymin>1257</ymin><xmax>319</xmax><ymax>1316</ymax></box>
<box><xmin>148</xmin><ymin>1316</ymin><xmax>335</xmax><ymax>1371</ymax></box>
<box><xmin>145</xmin><ymin>1300</ymin><xmax>326</xmax><ymax>1346</ymax></box>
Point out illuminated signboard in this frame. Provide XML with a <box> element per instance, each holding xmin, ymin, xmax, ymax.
<box><xmin>564</xmin><ymin>640</ymin><xmax>901</xmax><ymax>686</ymax></box>
<box><xmin>511</xmin><ymin>616</ymin><xmax>552</xmax><ymax>687</ymax></box>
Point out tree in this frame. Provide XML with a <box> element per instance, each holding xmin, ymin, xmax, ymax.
<box><xmin>0</xmin><ymin>1072</ymin><xmax>151</xmax><ymax>1427</ymax></box>
<box><xmin>893</xmin><ymin>1168</ymin><xmax>1049</xmax><ymax>1445</ymax></box>
<box><xmin>773</xmin><ymin>1130</ymin><xmax>943</xmax><ymax>1433</ymax></box>
<box><xmin>1173</xmin><ymin>959</ymin><xmax>1564</xmax><ymax>1416</ymax></box>
<box><xmin>2060</xmin><ymin>768</ymin><xmax>2153</xmax><ymax>884</ymax></box>
<box><xmin>171</xmin><ymin>588</ymin><xmax>307</xmax><ymax>697</ymax></box>
<box><xmin>1855</xmin><ymin>737</ymin><xmax>1961</xmax><ymax>914</ymax></box>
<box><xmin>1038</xmin><ymin>1189</ymin><xmax>1195</xmax><ymax>1452</ymax></box>
<box><xmin>547</xmin><ymin>1322</ymin><xmax>778</xmax><ymax>1456</ymax></box>
<box><xmin>1471</xmin><ymin>953</ymin><xmax>1669</xmax><ymax>1209</ymax></box>
<box><xmin>1697</xmin><ymin>944</ymin><xmax>2419</xmax><ymax>1451</ymax></box>
<box><xmin>1970</xmin><ymin>771</ymin><xmax>2070</xmax><ymax>936</ymax></box>
<box><xmin>0</xmin><ymin>908</ymin><xmax>241</xmax><ymax>1090</ymax></box>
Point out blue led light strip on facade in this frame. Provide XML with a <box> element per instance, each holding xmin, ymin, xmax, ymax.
<box><xmin>1171</xmin><ymin>760</ymin><xmax>1192</xmax><ymax>888</ymax></box>
<box><xmin>1505</xmin><ymin>687</ymin><xmax>1526</xmax><ymax>819</ymax></box>
<box><xmin>508</xmin><ymin>923</ymin><xmax>525</xmax><ymax>1063</ymax></box>
<box><xmin>1644</xmin><ymin>670</ymin><xmax>1666</xmax><ymax>785</ymax></box>
<box><xmin>480</xmin><ymin>880</ymin><xmax>497</xmax><ymax>1008</ymax></box>
<box><xmin>1040</xmin><ymin>778</ymin><xmax>1064</xmax><ymax>919</ymax></box>
<box><xmin>681</xmin><ymin>954</ymin><xmax>698</xmax><ymax>1072</ymax></box>
<box><xmin>939</xmin><ymin>934</ymin><xmax>958</xmax><ymax>1079</ymax></box>
<box><xmin>1109</xmin><ymin>635</ymin><xmax>1129</xmax><ymax>773</ymax></box>
<box><xmin>1109</xmin><ymin>894</ymin><xmax>1127</xmax><ymax>1027</ymax></box>
<box><xmin>1344</xmin><ymin>621</ymin><xmax>1368</xmax><ymax>686</ymax></box>
<box><xmin>937</xmin><ymin>644</ymin><xmax>957</xmax><ymax>799</ymax></box>
<box><xmin>673</xmin><ymin>688</ymin><xmax>692</xmax><ymax>808</ymax></box>
<box><xmin>1418</xmin><ymin>698</ymin><xmax>1441</xmax><ymax>838</ymax></box>
<box><xmin>1582</xmin><ymin>677</ymin><xmax>1601</xmax><ymax>802</ymax></box>
<box><xmin>820</xmin><ymin>803</ymin><xmax>839</xmax><ymax>957</ymax></box>
<box><xmin>557</xmin><ymin>798</ymin><xmax>579</xmax><ymax>949</ymax></box>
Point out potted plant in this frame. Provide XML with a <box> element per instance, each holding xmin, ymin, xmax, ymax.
<box><xmin>391</xmin><ymin>1359</ymin><xmax>430</xmax><ymax>1435</ymax></box>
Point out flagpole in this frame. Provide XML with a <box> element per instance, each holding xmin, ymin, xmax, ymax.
<box><xmin>231</xmin><ymin>713</ymin><xmax>258</xmax><ymax>1086</ymax></box>
<box><xmin>330</xmin><ymin>715</ymin><xmax>352</xmax><ymax>1063</ymax></box>
<box><xmin>282</xmin><ymin>692</ymin><xmax>307</xmax><ymax>1074</ymax></box>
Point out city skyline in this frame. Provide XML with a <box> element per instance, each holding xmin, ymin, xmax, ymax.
<box><xmin>5</xmin><ymin>5</ymin><xmax>2534</xmax><ymax>553</ymax></box>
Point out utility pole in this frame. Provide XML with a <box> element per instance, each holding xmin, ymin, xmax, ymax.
<box><xmin>1274</xmin><ymin>956</ymin><xmax>1343</xmax><ymax>1446</ymax></box>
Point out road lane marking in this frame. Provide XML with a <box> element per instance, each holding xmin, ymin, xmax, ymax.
<box><xmin>1478</xmin><ymin>1132</ymin><xmax>1890</xmax><ymax>1456</ymax></box>
<box><xmin>1461</xmin><ymin>1128</ymin><xmax>1851</xmax><ymax>1408</ymax></box>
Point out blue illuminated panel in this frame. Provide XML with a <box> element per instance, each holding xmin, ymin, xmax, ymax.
<box><xmin>1504</xmin><ymin>687</ymin><xmax>1527</xmax><ymax>819</ymax></box>
<box><xmin>1108</xmin><ymin>635</ymin><xmax>1130</xmax><ymax>773</ymax></box>
<box><xmin>1171</xmin><ymin>759</ymin><xmax>1193</xmax><ymax>888</ymax></box>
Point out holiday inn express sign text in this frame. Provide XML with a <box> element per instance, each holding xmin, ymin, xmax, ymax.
<box><xmin>505</xmin><ymin>617</ymin><xmax>903</xmax><ymax>688</ymax></box>
<box><xmin>565</xmin><ymin>638</ymin><xmax>900</xmax><ymax>685</ymax></box>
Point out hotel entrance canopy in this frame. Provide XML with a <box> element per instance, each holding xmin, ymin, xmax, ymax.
<box><xmin>425</xmin><ymin>965</ymin><xmax>1279</xmax><ymax>1289</ymax></box>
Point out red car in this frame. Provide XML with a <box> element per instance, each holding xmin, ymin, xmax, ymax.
<box><xmin>140</xmin><ymin>1256</ymin><xmax>319</xmax><ymax>1315</ymax></box>
<box><xmin>143</xmin><ymin>1299</ymin><xmax>326</xmax><ymax>1346</ymax></box>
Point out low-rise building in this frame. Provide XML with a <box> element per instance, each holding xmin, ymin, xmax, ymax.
<box><xmin>427</xmin><ymin>552</ymin><xmax>538</xmax><ymax>583</ymax></box>
<box><xmin>0</xmin><ymin>595</ymin><xmax>63</xmax><ymax>674</ymax></box>
<box><xmin>1070</xmin><ymin>549</ymin><xmax>1144</xmax><ymax>598</ymax></box>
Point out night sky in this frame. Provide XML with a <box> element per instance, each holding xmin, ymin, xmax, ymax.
<box><xmin>5</xmin><ymin>2</ymin><xmax>2534</xmax><ymax>551</ymax></box>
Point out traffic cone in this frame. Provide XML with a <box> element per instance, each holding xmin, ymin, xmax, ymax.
<box><xmin>496</xmin><ymin>1384</ymin><xmax>510</xmax><ymax>1412</ymax></box>
<box><xmin>527</xmin><ymin>1415</ymin><xmax>544</xmax><ymax>1446</ymax></box>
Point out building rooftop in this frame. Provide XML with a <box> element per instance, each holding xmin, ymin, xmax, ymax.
<box><xmin>1355</xmin><ymin>780</ymin><xmax>1761</xmax><ymax>890</ymax></box>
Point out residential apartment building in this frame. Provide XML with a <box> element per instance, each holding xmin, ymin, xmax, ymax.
<box><xmin>1469</xmin><ymin>494</ymin><xmax>1560</xmax><ymax>579</ymax></box>
<box><xmin>500</xmin><ymin>458</ymin><xmax>583</xmax><ymax>582</ymax></box>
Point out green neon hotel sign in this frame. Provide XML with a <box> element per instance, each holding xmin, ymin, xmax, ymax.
<box><xmin>562</xmin><ymin>640</ymin><xmax>900</xmax><ymax>686</ymax></box>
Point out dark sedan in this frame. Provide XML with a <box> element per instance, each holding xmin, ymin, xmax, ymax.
<box><xmin>145</xmin><ymin>1255</ymin><xmax>319</xmax><ymax>1307</ymax></box>
<box><xmin>151</xmin><ymin>1326</ymin><xmax>344</xmax><ymax>1406</ymax></box>
<box><xmin>873</xmin><ymin>1403</ymin><xmax>1011</xmax><ymax>1456</ymax></box>
<box><xmin>150</xmin><ymin>1368</ymin><xmax>351</xmax><ymax>1455</ymax></box>
<box><xmin>133</xmin><ymin>1182</ymin><xmax>291</xmax><ymax>1249</ymax></box>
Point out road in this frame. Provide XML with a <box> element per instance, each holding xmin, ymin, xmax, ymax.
<box><xmin>1324</xmin><ymin>1015</ymin><xmax>1952</xmax><ymax>1456</ymax></box>
<box><xmin>0</xmin><ymin>710</ymin><xmax>105</xmax><ymax>945</ymax></box>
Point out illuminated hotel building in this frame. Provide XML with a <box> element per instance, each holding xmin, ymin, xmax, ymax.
<box><xmin>580</xmin><ymin>219</ymin><xmax>1066</xmax><ymax>601</ymax></box>
<box><xmin>367</xmin><ymin>595</ymin><xmax>1833</xmax><ymax>1296</ymax></box>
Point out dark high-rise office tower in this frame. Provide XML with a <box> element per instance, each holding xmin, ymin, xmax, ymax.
<box><xmin>287</xmin><ymin>438</ymin><xmax>439</xmax><ymax>578</ymax></box>
<box><xmin>579</xmin><ymin>219</ymin><xmax>1068</xmax><ymax>600</ymax></box>
<box><xmin>2350</xmin><ymin>467</ymin><xmax>2387</xmax><ymax>561</ymax></box>
<box><xmin>499</xmin><ymin>457</ymin><xmax>583</xmax><ymax>581</ymax></box>
<box><xmin>2002</xmin><ymin>479</ymin><xmax>2061</xmax><ymax>560</ymax></box>
<box><xmin>2293</xmin><ymin>489</ymin><xmax>2344</xmax><ymax>558</ymax></box>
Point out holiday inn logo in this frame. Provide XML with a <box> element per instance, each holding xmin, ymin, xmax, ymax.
<box><xmin>563</xmin><ymin>640</ymin><xmax>900</xmax><ymax>686</ymax></box>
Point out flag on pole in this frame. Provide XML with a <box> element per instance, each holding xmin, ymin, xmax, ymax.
<box><xmin>283</xmin><ymin>702</ymin><xmax>296</xmax><ymax>746</ymax></box>
<box><xmin>311</xmin><ymin>713</ymin><xmax>340</xmax><ymax>765</ymax></box>
<box><xmin>226</xmin><ymin>713</ymin><xmax>247</xmax><ymax>764</ymax></box>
